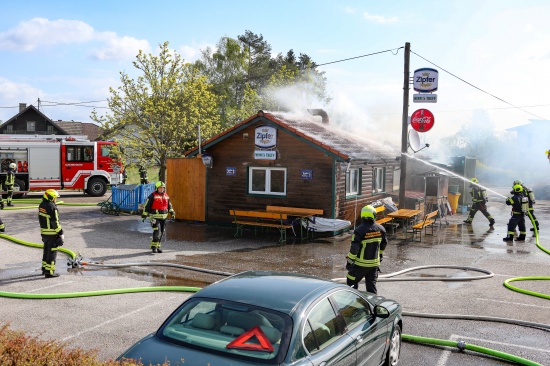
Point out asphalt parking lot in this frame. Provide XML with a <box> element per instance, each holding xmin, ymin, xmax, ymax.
<box><xmin>0</xmin><ymin>190</ymin><xmax>549</xmax><ymax>365</ymax></box>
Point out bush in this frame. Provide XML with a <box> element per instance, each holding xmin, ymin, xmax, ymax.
<box><xmin>0</xmin><ymin>324</ymin><xmax>167</xmax><ymax>366</ymax></box>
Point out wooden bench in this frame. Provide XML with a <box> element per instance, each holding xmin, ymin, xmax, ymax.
<box><xmin>266</xmin><ymin>206</ymin><xmax>324</xmax><ymax>240</ymax></box>
<box><xmin>410</xmin><ymin>210</ymin><xmax>439</xmax><ymax>242</ymax></box>
<box><xmin>374</xmin><ymin>205</ymin><xmax>396</xmax><ymax>234</ymax></box>
<box><xmin>230</xmin><ymin>210</ymin><xmax>292</xmax><ymax>244</ymax></box>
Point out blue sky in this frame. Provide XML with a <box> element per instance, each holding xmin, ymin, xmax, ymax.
<box><xmin>1</xmin><ymin>0</ymin><xmax>549</xmax><ymax>149</ymax></box>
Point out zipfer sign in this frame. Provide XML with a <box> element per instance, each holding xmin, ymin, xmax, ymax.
<box><xmin>411</xmin><ymin>109</ymin><xmax>435</xmax><ymax>133</ymax></box>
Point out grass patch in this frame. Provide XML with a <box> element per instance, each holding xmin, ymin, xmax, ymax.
<box><xmin>0</xmin><ymin>324</ymin><xmax>167</xmax><ymax>366</ymax></box>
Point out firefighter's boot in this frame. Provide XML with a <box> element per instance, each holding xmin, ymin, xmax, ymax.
<box><xmin>463</xmin><ymin>219</ymin><xmax>472</xmax><ymax>224</ymax></box>
<box><xmin>151</xmin><ymin>247</ymin><xmax>157</xmax><ymax>253</ymax></box>
<box><xmin>0</xmin><ymin>202</ymin><xmax>4</xmax><ymax>210</ymax></box>
<box><xmin>502</xmin><ymin>235</ymin><xmax>514</xmax><ymax>242</ymax></box>
<box><xmin>489</xmin><ymin>219</ymin><xmax>495</xmax><ymax>227</ymax></box>
<box><xmin>45</xmin><ymin>272</ymin><xmax>60</xmax><ymax>278</ymax></box>
<box><xmin>156</xmin><ymin>247</ymin><xmax>163</xmax><ymax>253</ymax></box>
<box><xmin>515</xmin><ymin>235</ymin><xmax>526</xmax><ymax>241</ymax></box>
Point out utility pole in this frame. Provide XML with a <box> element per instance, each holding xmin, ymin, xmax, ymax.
<box><xmin>399</xmin><ymin>42</ymin><xmax>410</xmax><ymax>208</ymax></box>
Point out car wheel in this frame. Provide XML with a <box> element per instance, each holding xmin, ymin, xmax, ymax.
<box><xmin>14</xmin><ymin>178</ymin><xmax>26</xmax><ymax>198</ymax></box>
<box><xmin>87</xmin><ymin>177</ymin><xmax>107</xmax><ymax>197</ymax></box>
<box><xmin>384</xmin><ymin>323</ymin><xmax>401</xmax><ymax>366</ymax></box>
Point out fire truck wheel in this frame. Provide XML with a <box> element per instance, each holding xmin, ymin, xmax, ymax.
<box><xmin>14</xmin><ymin>178</ymin><xmax>26</xmax><ymax>197</ymax></box>
<box><xmin>87</xmin><ymin>177</ymin><xmax>107</xmax><ymax>197</ymax></box>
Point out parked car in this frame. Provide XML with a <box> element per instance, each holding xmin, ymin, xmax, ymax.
<box><xmin>118</xmin><ymin>271</ymin><xmax>402</xmax><ymax>366</ymax></box>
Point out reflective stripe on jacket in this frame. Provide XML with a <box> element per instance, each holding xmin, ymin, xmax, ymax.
<box><xmin>5</xmin><ymin>170</ymin><xmax>14</xmax><ymax>186</ymax></box>
<box><xmin>347</xmin><ymin>220</ymin><xmax>388</xmax><ymax>268</ymax></box>
<box><xmin>38</xmin><ymin>200</ymin><xmax>62</xmax><ymax>236</ymax></box>
<box><xmin>143</xmin><ymin>191</ymin><xmax>173</xmax><ymax>219</ymax></box>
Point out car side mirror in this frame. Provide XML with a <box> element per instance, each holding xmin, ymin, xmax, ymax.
<box><xmin>374</xmin><ymin>305</ymin><xmax>390</xmax><ymax>319</ymax></box>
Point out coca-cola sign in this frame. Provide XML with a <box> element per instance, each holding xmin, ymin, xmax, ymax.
<box><xmin>410</xmin><ymin>109</ymin><xmax>435</xmax><ymax>133</ymax></box>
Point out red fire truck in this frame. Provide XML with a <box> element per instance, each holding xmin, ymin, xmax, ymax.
<box><xmin>0</xmin><ymin>135</ymin><xmax>123</xmax><ymax>197</ymax></box>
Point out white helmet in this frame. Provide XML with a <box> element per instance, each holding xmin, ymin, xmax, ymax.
<box><xmin>8</xmin><ymin>163</ymin><xmax>16</xmax><ymax>170</ymax></box>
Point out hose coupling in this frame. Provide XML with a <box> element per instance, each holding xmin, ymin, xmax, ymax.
<box><xmin>457</xmin><ymin>340</ymin><xmax>466</xmax><ymax>351</ymax></box>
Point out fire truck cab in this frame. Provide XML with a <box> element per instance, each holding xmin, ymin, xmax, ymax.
<box><xmin>0</xmin><ymin>135</ymin><xmax>123</xmax><ymax>197</ymax></box>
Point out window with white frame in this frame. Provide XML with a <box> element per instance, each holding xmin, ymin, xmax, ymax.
<box><xmin>373</xmin><ymin>167</ymin><xmax>386</xmax><ymax>193</ymax></box>
<box><xmin>27</xmin><ymin>121</ymin><xmax>36</xmax><ymax>132</ymax></box>
<box><xmin>5</xmin><ymin>125</ymin><xmax>13</xmax><ymax>132</ymax></box>
<box><xmin>248</xmin><ymin>167</ymin><xmax>287</xmax><ymax>195</ymax></box>
<box><xmin>47</xmin><ymin>125</ymin><xmax>55</xmax><ymax>133</ymax></box>
<box><xmin>346</xmin><ymin>168</ymin><xmax>360</xmax><ymax>196</ymax></box>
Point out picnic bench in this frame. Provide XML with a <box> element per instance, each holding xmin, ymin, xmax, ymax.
<box><xmin>229</xmin><ymin>210</ymin><xmax>292</xmax><ymax>244</ymax></box>
<box><xmin>266</xmin><ymin>206</ymin><xmax>324</xmax><ymax>240</ymax></box>
<box><xmin>410</xmin><ymin>210</ymin><xmax>439</xmax><ymax>242</ymax></box>
<box><xmin>374</xmin><ymin>205</ymin><xmax>397</xmax><ymax>234</ymax></box>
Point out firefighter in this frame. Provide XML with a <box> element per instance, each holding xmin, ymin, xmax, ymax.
<box><xmin>513</xmin><ymin>179</ymin><xmax>539</xmax><ymax>232</ymax></box>
<box><xmin>346</xmin><ymin>205</ymin><xmax>388</xmax><ymax>294</ymax></box>
<box><xmin>38</xmin><ymin>189</ymin><xmax>63</xmax><ymax>278</ymax></box>
<box><xmin>463</xmin><ymin>178</ymin><xmax>495</xmax><ymax>227</ymax></box>
<box><xmin>503</xmin><ymin>184</ymin><xmax>528</xmax><ymax>241</ymax></box>
<box><xmin>139</xmin><ymin>165</ymin><xmax>148</xmax><ymax>185</ymax></box>
<box><xmin>4</xmin><ymin>162</ymin><xmax>16</xmax><ymax>207</ymax></box>
<box><xmin>141</xmin><ymin>181</ymin><xmax>175</xmax><ymax>253</ymax></box>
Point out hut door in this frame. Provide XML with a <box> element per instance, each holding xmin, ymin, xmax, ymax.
<box><xmin>166</xmin><ymin>157</ymin><xmax>206</xmax><ymax>221</ymax></box>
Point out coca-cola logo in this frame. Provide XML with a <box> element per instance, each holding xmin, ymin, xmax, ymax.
<box><xmin>410</xmin><ymin>109</ymin><xmax>435</xmax><ymax>133</ymax></box>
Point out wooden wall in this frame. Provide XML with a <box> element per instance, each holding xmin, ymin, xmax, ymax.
<box><xmin>166</xmin><ymin>157</ymin><xmax>205</xmax><ymax>221</ymax></box>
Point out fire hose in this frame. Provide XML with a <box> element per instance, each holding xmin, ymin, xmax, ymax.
<box><xmin>0</xmin><ymin>231</ymin><xmax>548</xmax><ymax>365</ymax></box>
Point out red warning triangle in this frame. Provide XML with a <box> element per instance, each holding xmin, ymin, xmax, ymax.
<box><xmin>226</xmin><ymin>326</ymin><xmax>274</xmax><ymax>352</ymax></box>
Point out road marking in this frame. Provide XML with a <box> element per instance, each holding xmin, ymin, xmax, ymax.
<box><xmin>436</xmin><ymin>334</ymin><xmax>549</xmax><ymax>366</ymax></box>
<box><xmin>60</xmin><ymin>296</ymin><xmax>178</xmax><ymax>341</ymax></box>
<box><xmin>27</xmin><ymin>281</ymin><xmax>75</xmax><ymax>292</ymax></box>
<box><xmin>476</xmin><ymin>297</ymin><xmax>550</xmax><ymax>310</ymax></box>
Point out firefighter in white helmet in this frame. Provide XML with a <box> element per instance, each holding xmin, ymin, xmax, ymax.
<box><xmin>38</xmin><ymin>189</ymin><xmax>63</xmax><ymax>277</ymax></box>
<box><xmin>142</xmin><ymin>181</ymin><xmax>175</xmax><ymax>253</ymax></box>
<box><xmin>346</xmin><ymin>205</ymin><xmax>388</xmax><ymax>294</ymax></box>
<box><xmin>4</xmin><ymin>162</ymin><xmax>16</xmax><ymax>207</ymax></box>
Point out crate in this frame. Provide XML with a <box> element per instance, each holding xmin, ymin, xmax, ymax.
<box><xmin>111</xmin><ymin>183</ymin><xmax>156</xmax><ymax>212</ymax></box>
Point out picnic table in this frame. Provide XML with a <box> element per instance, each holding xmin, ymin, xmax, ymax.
<box><xmin>387</xmin><ymin>209</ymin><xmax>423</xmax><ymax>239</ymax></box>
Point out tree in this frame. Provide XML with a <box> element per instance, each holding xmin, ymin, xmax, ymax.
<box><xmin>92</xmin><ymin>42</ymin><xmax>221</xmax><ymax>182</ymax></box>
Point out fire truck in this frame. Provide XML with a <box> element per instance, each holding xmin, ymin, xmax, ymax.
<box><xmin>0</xmin><ymin>135</ymin><xmax>123</xmax><ymax>197</ymax></box>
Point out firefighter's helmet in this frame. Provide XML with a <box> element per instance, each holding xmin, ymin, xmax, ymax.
<box><xmin>155</xmin><ymin>181</ymin><xmax>166</xmax><ymax>189</ymax></box>
<box><xmin>44</xmin><ymin>189</ymin><xmax>60</xmax><ymax>201</ymax></box>
<box><xmin>360</xmin><ymin>205</ymin><xmax>377</xmax><ymax>220</ymax></box>
<box><xmin>470</xmin><ymin>178</ymin><xmax>478</xmax><ymax>183</ymax></box>
<box><xmin>8</xmin><ymin>163</ymin><xmax>16</xmax><ymax>170</ymax></box>
<box><xmin>513</xmin><ymin>179</ymin><xmax>522</xmax><ymax>186</ymax></box>
<box><xmin>513</xmin><ymin>184</ymin><xmax>523</xmax><ymax>193</ymax></box>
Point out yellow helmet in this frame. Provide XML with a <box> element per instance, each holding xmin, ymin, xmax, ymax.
<box><xmin>470</xmin><ymin>178</ymin><xmax>478</xmax><ymax>183</ymax></box>
<box><xmin>155</xmin><ymin>181</ymin><xmax>166</xmax><ymax>189</ymax></box>
<box><xmin>360</xmin><ymin>205</ymin><xmax>377</xmax><ymax>220</ymax></box>
<box><xmin>43</xmin><ymin>189</ymin><xmax>60</xmax><ymax>201</ymax></box>
<box><xmin>513</xmin><ymin>184</ymin><xmax>523</xmax><ymax>193</ymax></box>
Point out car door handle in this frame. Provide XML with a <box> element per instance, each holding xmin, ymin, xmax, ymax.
<box><xmin>319</xmin><ymin>362</ymin><xmax>327</xmax><ymax>366</ymax></box>
<box><xmin>356</xmin><ymin>335</ymin><xmax>364</xmax><ymax>343</ymax></box>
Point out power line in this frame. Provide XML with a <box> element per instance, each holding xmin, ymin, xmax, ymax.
<box><xmin>316</xmin><ymin>47</ymin><xmax>404</xmax><ymax>67</ymax></box>
<box><xmin>410</xmin><ymin>50</ymin><xmax>549</xmax><ymax>121</ymax></box>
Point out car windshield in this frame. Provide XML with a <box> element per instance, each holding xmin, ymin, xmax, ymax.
<box><xmin>159</xmin><ymin>297</ymin><xmax>292</xmax><ymax>364</ymax></box>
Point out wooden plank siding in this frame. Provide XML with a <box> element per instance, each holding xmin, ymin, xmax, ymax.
<box><xmin>166</xmin><ymin>157</ymin><xmax>206</xmax><ymax>221</ymax></box>
<box><xmin>204</xmin><ymin>122</ymin><xmax>335</xmax><ymax>225</ymax></box>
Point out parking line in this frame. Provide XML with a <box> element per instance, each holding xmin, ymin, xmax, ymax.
<box><xmin>61</xmin><ymin>296</ymin><xmax>178</xmax><ymax>341</ymax></box>
<box><xmin>476</xmin><ymin>297</ymin><xmax>550</xmax><ymax>310</ymax></box>
<box><xmin>27</xmin><ymin>281</ymin><xmax>75</xmax><ymax>292</ymax></box>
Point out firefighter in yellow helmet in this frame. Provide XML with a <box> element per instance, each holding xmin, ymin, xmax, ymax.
<box><xmin>503</xmin><ymin>184</ymin><xmax>528</xmax><ymax>241</ymax></box>
<box><xmin>346</xmin><ymin>205</ymin><xmax>388</xmax><ymax>294</ymax></box>
<box><xmin>513</xmin><ymin>179</ymin><xmax>539</xmax><ymax>232</ymax></box>
<box><xmin>4</xmin><ymin>162</ymin><xmax>16</xmax><ymax>207</ymax></box>
<box><xmin>463</xmin><ymin>178</ymin><xmax>495</xmax><ymax>227</ymax></box>
<box><xmin>142</xmin><ymin>181</ymin><xmax>175</xmax><ymax>253</ymax></box>
<box><xmin>38</xmin><ymin>189</ymin><xmax>63</xmax><ymax>277</ymax></box>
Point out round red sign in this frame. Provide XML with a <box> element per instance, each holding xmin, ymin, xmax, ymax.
<box><xmin>410</xmin><ymin>109</ymin><xmax>435</xmax><ymax>133</ymax></box>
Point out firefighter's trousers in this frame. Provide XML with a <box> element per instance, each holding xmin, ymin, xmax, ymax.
<box><xmin>150</xmin><ymin>218</ymin><xmax>166</xmax><ymax>249</ymax></box>
<box><xmin>466</xmin><ymin>202</ymin><xmax>494</xmax><ymax>223</ymax></box>
<box><xmin>346</xmin><ymin>265</ymin><xmax>379</xmax><ymax>294</ymax></box>
<box><xmin>507</xmin><ymin>214</ymin><xmax>526</xmax><ymax>236</ymax></box>
<box><xmin>41</xmin><ymin>235</ymin><xmax>60</xmax><ymax>275</ymax></box>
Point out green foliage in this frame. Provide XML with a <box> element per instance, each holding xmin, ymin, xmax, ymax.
<box><xmin>0</xmin><ymin>324</ymin><xmax>167</xmax><ymax>366</ymax></box>
<box><xmin>92</xmin><ymin>42</ymin><xmax>221</xmax><ymax>182</ymax></box>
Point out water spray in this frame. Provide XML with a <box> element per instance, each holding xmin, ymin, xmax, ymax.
<box><xmin>403</xmin><ymin>153</ymin><xmax>506</xmax><ymax>199</ymax></box>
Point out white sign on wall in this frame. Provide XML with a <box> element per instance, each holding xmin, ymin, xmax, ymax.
<box><xmin>413</xmin><ymin>94</ymin><xmax>438</xmax><ymax>103</ymax></box>
<box><xmin>413</xmin><ymin>68</ymin><xmax>438</xmax><ymax>93</ymax></box>
<box><xmin>254</xmin><ymin>150</ymin><xmax>276</xmax><ymax>160</ymax></box>
<box><xmin>255</xmin><ymin>125</ymin><xmax>277</xmax><ymax>149</ymax></box>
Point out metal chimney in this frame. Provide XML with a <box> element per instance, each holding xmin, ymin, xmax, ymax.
<box><xmin>307</xmin><ymin>109</ymin><xmax>329</xmax><ymax>124</ymax></box>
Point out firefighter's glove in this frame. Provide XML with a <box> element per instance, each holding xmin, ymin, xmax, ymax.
<box><xmin>141</xmin><ymin>214</ymin><xmax>147</xmax><ymax>222</ymax></box>
<box><xmin>56</xmin><ymin>236</ymin><xmax>64</xmax><ymax>247</ymax></box>
<box><xmin>380</xmin><ymin>253</ymin><xmax>383</xmax><ymax>262</ymax></box>
<box><xmin>170</xmin><ymin>210</ymin><xmax>175</xmax><ymax>217</ymax></box>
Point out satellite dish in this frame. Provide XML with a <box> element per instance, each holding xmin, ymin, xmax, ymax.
<box><xmin>408</xmin><ymin>129</ymin><xmax>429</xmax><ymax>153</ymax></box>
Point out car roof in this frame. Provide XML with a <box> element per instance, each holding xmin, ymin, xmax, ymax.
<box><xmin>194</xmin><ymin>271</ymin><xmax>342</xmax><ymax>314</ymax></box>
